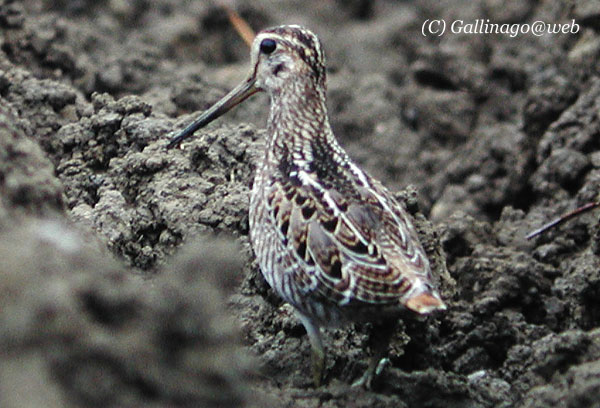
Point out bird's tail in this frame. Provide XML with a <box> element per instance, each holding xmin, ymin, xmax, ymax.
<box><xmin>405</xmin><ymin>290</ymin><xmax>446</xmax><ymax>314</ymax></box>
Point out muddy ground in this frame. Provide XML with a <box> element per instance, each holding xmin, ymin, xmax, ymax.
<box><xmin>1</xmin><ymin>0</ymin><xmax>600</xmax><ymax>407</ymax></box>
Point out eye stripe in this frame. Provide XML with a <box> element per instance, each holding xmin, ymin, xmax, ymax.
<box><xmin>273</xmin><ymin>63</ymin><xmax>284</xmax><ymax>76</ymax></box>
<box><xmin>260</xmin><ymin>28</ymin><xmax>325</xmax><ymax>81</ymax></box>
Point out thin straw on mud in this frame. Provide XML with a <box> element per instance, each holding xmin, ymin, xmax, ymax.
<box><xmin>223</xmin><ymin>4</ymin><xmax>255</xmax><ymax>47</ymax></box>
<box><xmin>526</xmin><ymin>201</ymin><xmax>600</xmax><ymax>240</ymax></box>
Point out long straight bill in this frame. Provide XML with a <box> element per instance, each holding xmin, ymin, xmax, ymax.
<box><xmin>167</xmin><ymin>78</ymin><xmax>258</xmax><ymax>149</ymax></box>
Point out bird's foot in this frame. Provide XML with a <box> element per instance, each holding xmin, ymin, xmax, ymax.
<box><xmin>351</xmin><ymin>357</ymin><xmax>390</xmax><ymax>389</ymax></box>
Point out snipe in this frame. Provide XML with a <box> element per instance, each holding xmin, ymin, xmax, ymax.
<box><xmin>168</xmin><ymin>25</ymin><xmax>446</xmax><ymax>388</ymax></box>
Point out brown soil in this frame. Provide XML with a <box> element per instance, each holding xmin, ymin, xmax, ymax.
<box><xmin>1</xmin><ymin>1</ymin><xmax>600</xmax><ymax>407</ymax></box>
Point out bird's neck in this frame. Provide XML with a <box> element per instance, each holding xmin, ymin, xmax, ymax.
<box><xmin>265</xmin><ymin>83</ymin><xmax>339</xmax><ymax>172</ymax></box>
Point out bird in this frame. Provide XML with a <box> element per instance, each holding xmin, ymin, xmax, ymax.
<box><xmin>167</xmin><ymin>25</ymin><xmax>446</xmax><ymax>388</ymax></box>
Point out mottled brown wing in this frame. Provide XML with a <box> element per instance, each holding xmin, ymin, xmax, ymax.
<box><xmin>305</xmin><ymin>183</ymin><xmax>432</xmax><ymax>306</ymax></box>
<box><xmin>266</xmin><ymin>180</ymin><xmax>319</xmax><ymax>291</ymax></box>
<box><xmin>266</xmin><ymin>175</ymin><xmax>432</xmax><ymax>306</ymax></box>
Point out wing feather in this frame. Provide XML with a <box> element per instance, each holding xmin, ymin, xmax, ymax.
<box><xmin>267</xmin><ymin>171</ymin><xmax>434</xmax><ymax>308</ymax></box>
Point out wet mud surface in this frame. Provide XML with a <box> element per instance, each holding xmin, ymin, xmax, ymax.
<box><xmin>1</xmin><ymin>1</ymin><xmax>600</xmax><ymax>407</ymax></box>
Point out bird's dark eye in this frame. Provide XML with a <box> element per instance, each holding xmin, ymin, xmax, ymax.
<box><xmin>260</xmin><ymin>39</ymin><xmax>276</xmax><ymax>54</ymax></box>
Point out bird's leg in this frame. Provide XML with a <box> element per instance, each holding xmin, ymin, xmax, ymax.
<box><xmin>352</xmin><ymin>320</ymin><xmax>397</xmax><ymax>389</ymax></box>
<box><xmin>298</xmin><ymin>314</ymin><xmax>325</xmax><ymax>387</ymax></box>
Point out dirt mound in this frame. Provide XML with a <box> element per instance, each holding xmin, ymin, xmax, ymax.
<box><xmin>1</xmin><ymin>1</ymin><xmax>599</xmax><ymax>407</ymax></box>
